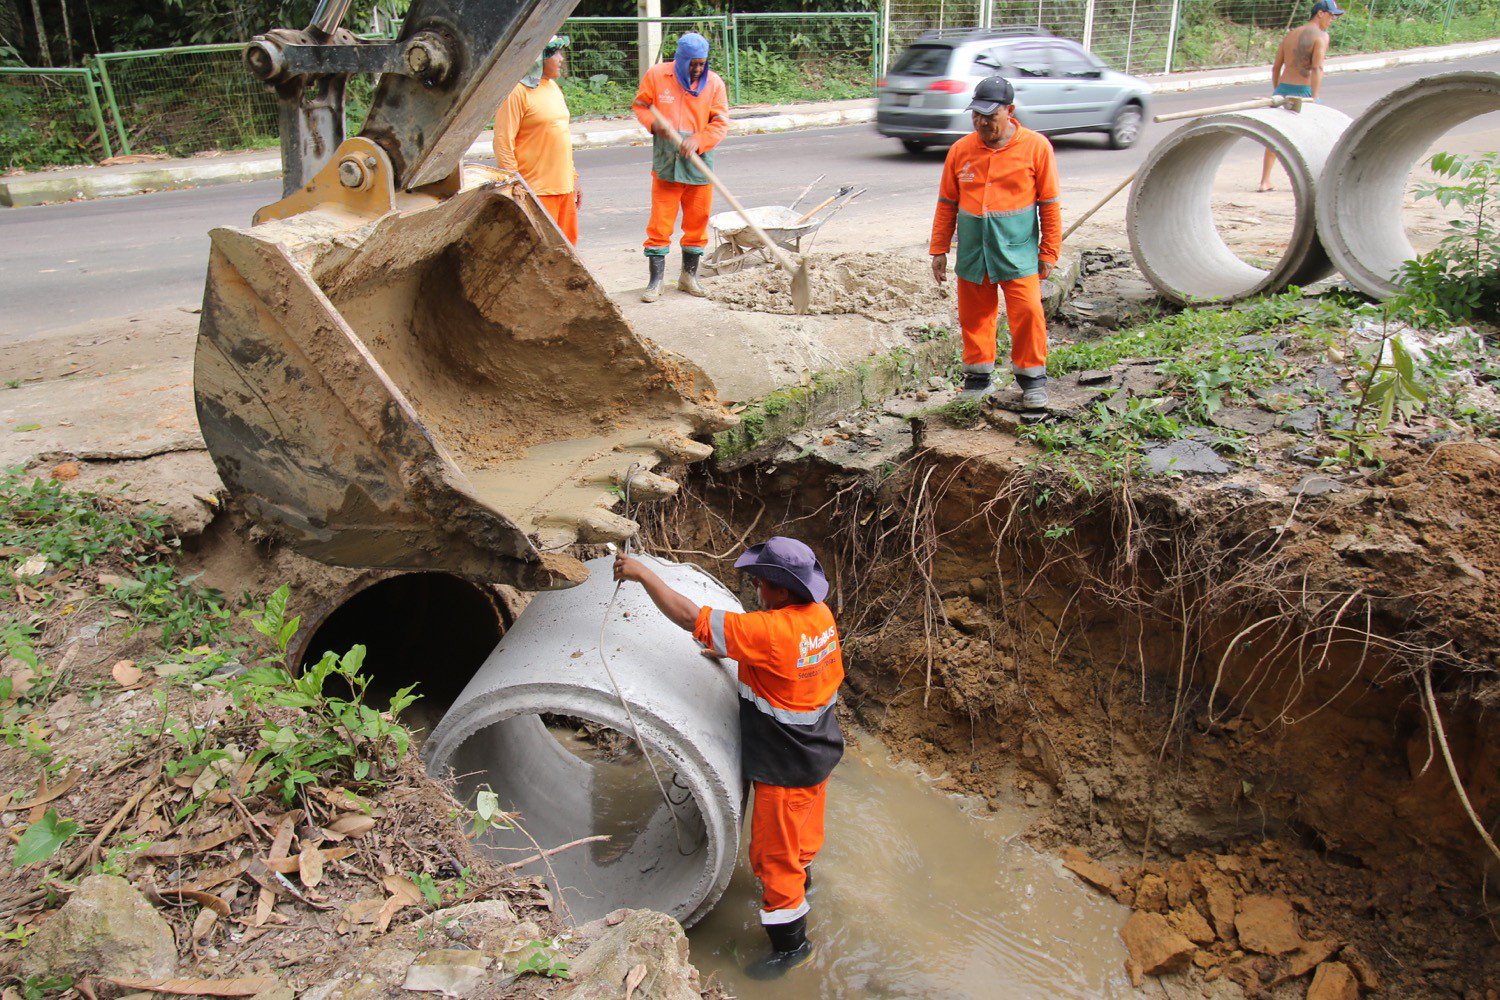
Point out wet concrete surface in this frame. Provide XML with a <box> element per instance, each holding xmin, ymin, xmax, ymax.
<box><xmin>688</xmin><ymin>734</ymin><xmax>1131</xmax><ymax>999</ymax></box>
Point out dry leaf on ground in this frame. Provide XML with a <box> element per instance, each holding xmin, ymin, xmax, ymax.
<box><xmin>298</xmin><ymin>841</ymin><xmax>324</xmax><ymax>888</ymax></box>
<box><xmin>327</xmin><ymin>813</ymin><xmax>376</xmax><ymax>838</ymax></box>
<box><xmin>111</xmin><ymin>660</ymin><xmax>143</xmax><ymax>687</ymax></box>
<box><xmin>18</xmin><ymin>767</ymin><xmax>80</xmax><ymax>808</ymax></box>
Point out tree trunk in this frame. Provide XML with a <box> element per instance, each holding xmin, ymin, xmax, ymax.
<box><xmin>60</xmin><ymin>0</ymin><xmax>74</xmax><ymax>63</ymax></box>
<box><xmin>28</xmin><ymin>0</ymin><xmax>50</xmax><ymax>64</ymax></box>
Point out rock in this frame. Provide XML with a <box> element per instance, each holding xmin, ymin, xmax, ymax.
<box><xmin>1040</xmin><ymin>251</ymin><xmax>1082</xmax><ymax>317</ymax></box>
<box><xmin>1209</xmin><ymin>407</ymin><xmax>1279</xmax><ymax>435</ymax></box>
<box><xmin>941</xmin><ymin>596</ymin><xmax>989</xmax><ymax>635</ymax></box>
<box><xmin>1281</xmin><ymin>407</ymin><xmax>1321</xmax><ymax>434</ymax></box>
<box><xmin>1120</xmin><ymin>911</ymin><xmax>1196</xmax><ymax>977</ymax></box>
<box><xmin>415</xmin><ymin>898</ymin><xmax>517</xmax><ymax>952</ymax></box>
<box><xmin>1168</xmin><ymin>906</ymin><xmax>1216</xmax><ymax>946</ymax></box>
<box><xmin>1134</xmin><ymin>873</ymin><xmax>1169</xmax><ymax>912</ymax></box>
<box><xmin>403</xmin><ymin>949</ymin><xmax>492</xmax><ymax>995</ymax></box>
<box><xmin>1203</xmin><ymin>875</ymin><xmax>1238</xmax><ymax>945</ymax></box>
<box><xmin>1235</xmin><ymin>894</ymin><xmax>1302</xmax><ymax>955</ymax></box>
<box><xmin>556</xmin><ymin>910</ymin><xmax>699</xmax><ymax>1000</ymax></box>
<box><xmin>1060</xmin><ymin>848</ymin><xmax>1125</xmax><ymax>898</ymax></box>
<box><xmin>249</xmin><ymin>988</ymin><xmax>297</xmax><ymax>1000</ymax></box>
<box><xmin>50</xmin><ymin>462</ymin><xmax>80</xmax><ymax>481</ymax></box>
<box><xmin>1166</xmin><ymin>862</ymin><xmax>1196</xmax><ymax>910</ymax></box>
<box><xmin>18</xmin><ymin>874</ymin><xmax>177</xmax><ymax>980</ymax></box>
<box><xmin>1307</xmin><ymin>961</ymin><xmax>1360</xmax><ymax>1000</ymax></box>
<box><xmin>1143</xmin><ymin>440</ymin><xmax>1229</xmax><ymax>476</ymax></box>
<box><xmin>1269</xmin><ymin>937</ymin><xmax>1343</xmax><ymax>987</ymax></box>
<box><xmin>1293</xmin><ymin>475</ymin><xmax>1344</xmax><ymax>498</ymax></box>
<box><xmin>1340</xmin><ymin>945</ymin><xmax>1380</xmax><ymax>990</ymax></box>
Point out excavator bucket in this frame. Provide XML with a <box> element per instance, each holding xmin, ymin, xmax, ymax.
<box><xmin>195</xmin><ymin>164</ymin><xmax>732</xmax><ymax>590</ymax></box>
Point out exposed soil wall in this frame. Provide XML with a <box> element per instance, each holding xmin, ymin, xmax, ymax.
<box><xmin>643</xmin><ymin>425</ymin><xmax>1500</xmax><ymax>997</ymax></box>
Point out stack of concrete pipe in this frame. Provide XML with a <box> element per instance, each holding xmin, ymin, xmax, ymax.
<box><xmin>1129</xmin><ymin>70</ymin><xmax>1500</xmax><ymax>304</ymax></box>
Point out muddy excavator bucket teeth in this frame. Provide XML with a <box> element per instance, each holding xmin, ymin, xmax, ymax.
<box><xmin>195</xmin><ymin>179</ymin><xmax>732</xmax><ymax>588</ymax></box>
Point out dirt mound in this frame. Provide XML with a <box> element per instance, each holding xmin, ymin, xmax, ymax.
<box><xmin>706</xmin><ymin>250</ymin><xmax>954</xmax><ymax>321</ymax></box>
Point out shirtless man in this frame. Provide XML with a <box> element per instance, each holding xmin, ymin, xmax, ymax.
<box><xmin>1259</xmin><ymin>0</ymin><xmax>1343</xmax><ymax>191</ymax></box>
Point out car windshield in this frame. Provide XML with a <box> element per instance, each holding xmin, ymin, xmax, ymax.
<box><xmin>891</xmin><ymin>45</ymin><xmax>952</xmax><ymax>76</ymax></box>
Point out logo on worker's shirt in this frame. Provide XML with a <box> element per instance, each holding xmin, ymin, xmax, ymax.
<box><xmin>797</xmin><ymin>625</ymin><xmax>838</xmax><ymax>670</ymax></box>
<box><xmin>659</xmin><ymin>91</ymin><xmax>677</xmax><ymax>104</ymax></box>
<box><xmin>958</xmin><ymin>164</ymin><xmax>976</xmax><ymax>184</ymax></box>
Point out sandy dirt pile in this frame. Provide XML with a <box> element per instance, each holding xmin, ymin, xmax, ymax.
<box><xmin>706</xmin><ymin>250</ymin><xmax>955</xmax><ymax>322</ymax></box>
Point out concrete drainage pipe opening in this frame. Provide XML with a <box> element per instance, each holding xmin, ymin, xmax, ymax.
<box><xmin>1128</xmin><ymin>104</ymin><xmax>1350</xmax><ymax>304</ymax></box>
<box><xmin>425</xmin><ymin>555</ymin><xmax>744</xmax><ymax>927</ymax></box>
<box><xmin>291</xmin><ymin>571</ymin><xmax>512</xmax><ymax>735</ymax></box>
<box><xmin>1316</xmin><ymin>70</ymin><xmax>1500</xmax><ymax>300</ymax></box>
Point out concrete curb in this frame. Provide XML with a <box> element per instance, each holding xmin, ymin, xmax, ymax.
<box><xmin>1143</xmin><ymin>38</ymin><xmax>1500</xmax><ymax>93</ymax></box>
<box><xmin>3</xmin><ymin>38</ymin><xmax>1494</xmax><ymax>208</ymax></box>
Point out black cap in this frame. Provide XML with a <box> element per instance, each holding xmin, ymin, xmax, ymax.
<box><xmin>967</xmin><ymin>75</ymin><xmax>1016</xmax><ymax>115</ymax></box>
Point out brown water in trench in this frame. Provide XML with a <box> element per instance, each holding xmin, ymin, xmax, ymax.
<box><xmin>554</xmin><ymin>721</ymin><xmax>1131</xmax><ymax>998</ymax></box>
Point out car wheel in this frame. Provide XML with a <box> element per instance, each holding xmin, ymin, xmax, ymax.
<box><xmin>901</xmin><ymin>139</ymin><xmax>928</xmax><ymax>153</ymax></box>
<box><xmin>1108</xmin><ymin>104</ymin><xmax>1143</xmax><ymax>149</ymax></box>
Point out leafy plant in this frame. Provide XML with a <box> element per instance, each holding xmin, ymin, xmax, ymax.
<box><xmin>513</xmin><ymin>938</ymin><xmax>571</xmax><ymax>979</ymax></box>
<box><xmin>467</xmin><ymin>786</ymin><xmax>514</xmax><ymax>839</ymax></box>
<box><xmin>1395</xmin><ymin>151</ymin><xmax>1500</xmax><ymax>324</ymax></box>
<box><xmin>11</xmin><ymin>809</ymin><xmax>80</xmax><ymax>868</ymax></box>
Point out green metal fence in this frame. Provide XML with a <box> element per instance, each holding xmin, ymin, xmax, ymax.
<box><xmin>0</xmin><ymin>67</ymin><xmax>113</xmax><ymax>170</ymax></box>
<box><xmin>729</xmin><ymin>12</ymin><xmax>881</xmax><ymax>106</ymax></box>
<box><xmin>93</xmin><ymin>43</ymin><xmax>280</xmax><ymax>156</ymax></box>
<box><xmin>559</xmin><ymin>15</ymin><xmax>731</xmax><ymax>119</ymax></box>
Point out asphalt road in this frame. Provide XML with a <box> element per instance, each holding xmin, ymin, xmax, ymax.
<box><xmin>3</xmin><ymin>53</ymin><xmax>1497</xmax><ymax>341</ymax></box>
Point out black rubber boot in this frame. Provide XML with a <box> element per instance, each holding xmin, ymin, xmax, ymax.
<box><xmin>958</xmin><ymin>371</ymin><xmax>993</xmax><ymax>400</ymax></box>
<box><xmin>1016</xmin><ymin>373</ymin><xmax>1050</xmax><ymax>409</ymax></box>
<box><xmin>641</xmin><ymin>254</ymin><xmax>666</xmax><ymax>303</ymax></box>
<box><xmin>745</xmin><ymin>915</ymin><xmax>815</xmax><ymax>981</ymax></box>
<box><xmin>678</xmin><ymin>250</ymin><xmax>706</xmax><ymax>297</ymax></box>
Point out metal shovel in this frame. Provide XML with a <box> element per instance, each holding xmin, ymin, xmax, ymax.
<box><xmin>649</xmin><ymin>105</ymin><xmax>812</xmax><ymax>314</ymax></box>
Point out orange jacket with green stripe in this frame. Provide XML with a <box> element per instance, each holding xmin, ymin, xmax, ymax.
<box><xmin>693</xmin><ymin>602</ymin><xmax>844</xmax><ymax>788</ymax></box>
<box><xmin>928</xmin><ymin>126</ymin><xmax>1062</xmax><ymax>283</ymax></box>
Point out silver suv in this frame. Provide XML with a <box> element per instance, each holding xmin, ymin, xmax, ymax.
<box><xmin>876</xmin><ymin>28</ymin><xmax>1151</xmax><ymax>152</ymax></box>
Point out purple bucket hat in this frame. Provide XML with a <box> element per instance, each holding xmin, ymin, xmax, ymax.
<box><xmin>734</xmin><ymin>536</ymin><xmax>829</xmax><ymax>605</ymax></box>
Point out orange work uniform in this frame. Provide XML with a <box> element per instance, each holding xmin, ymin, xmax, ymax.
<box><xmin>929</xmin><ymin>126</ymin><xmax>1062</xmax><ymax>378</ymax></box>
<box><xmin>633</xmin><ymin>61</ymin><xmax>729</xmax><ymax>256</ymax></box>
<box><xmin>494</xmin><ymin>78</ymin><xmax>579</xmax><ymax>245</ymax></box>
<box><xmin>694</xmin><ymin>602</ymin><xmax>844</xmax><ymax>926</ymax></box>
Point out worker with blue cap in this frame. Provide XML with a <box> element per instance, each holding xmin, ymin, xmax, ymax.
<box><xmin>615</xmin><ymin>536</ymin><xmax>843</xmax><ymax>979</ymax></box>
<box><xmin>632</xmin><ymin>32</ymin><xmax>730</xmax><ymax>302</ymax></box>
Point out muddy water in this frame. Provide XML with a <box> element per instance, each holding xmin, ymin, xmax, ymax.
<box><xmin>688</xmin><ymin>736</ymin><xmax>1132</xmax><ymax>999</ymax></box>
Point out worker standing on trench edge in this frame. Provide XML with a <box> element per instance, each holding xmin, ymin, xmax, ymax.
<box><xmin>614</xmin><ymin>537</ymin><xmax>843</xmax><ymax>980</ymax></box>
<box><xmin>493</xmin><ymin>35</ymin><xmax>581</xmax><ymax>245</ymax></box>
<box><xmin>632</xmin><ymin>32</ymin><xmax>729</xmax><ymax>302</ymax></box>
<box><xmin>930</xmin><ymin>74</ymin><xmax>1061</xmax><ymax>407</ymax></box>
<box><xmin>1258</xmin><ymin>0</ymin><xmax>1342</xmax><ymax>192</ymax></box>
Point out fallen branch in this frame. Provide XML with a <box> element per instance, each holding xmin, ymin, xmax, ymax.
<box><xmin>443</xmin><ymin>834</ymin><xmax>611</xmax><ymax>911</ymax></box>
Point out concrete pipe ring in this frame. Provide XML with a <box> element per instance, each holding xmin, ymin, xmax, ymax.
<box><xmin>425</xmin><ymin>555</ymin><xmax>743</xmax><ymax>928</ymax></box>
<box><xmin>1316</xmin><ymin>70</ymin><xmax>1500</xmax><ymax>300</ymax></box>
<box><xmin>1128</xmin><ymin>104</ymin><xmax>1351</xmax><ymax>304</ymax></box>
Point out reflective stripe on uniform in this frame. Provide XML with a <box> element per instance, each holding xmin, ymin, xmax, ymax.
<box><xmin>738</xmin><ymin>681</ymin><xmax>837</xmax><ymax>726</ymax></box>
<box><xmin>708</xmin><ymin>609</ymin><xmax>729</xmax><ymax>657</ymax></box>
<box><xmin>760</xmin><ymin>899</ymin><xmax>810</xmax><ymax>925</ymax></box>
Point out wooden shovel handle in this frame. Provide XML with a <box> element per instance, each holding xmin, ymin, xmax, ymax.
<box><xmin>648</xmin><ymin>105</ymin><xmax>800</xmax><ymax>276</ymax></box>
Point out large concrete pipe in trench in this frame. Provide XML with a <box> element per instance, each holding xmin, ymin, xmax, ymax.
<box><xmin>424</xmin><ymin>555</ymin><xmax>743</xmax><ymax>928</ymax></box>
<box><xmin>1129</xmin><ymin>103</ymin><xmax>1351</xmax><ymax>304</ymax></box>
<box><xmin>1316</xmin><ymin>71</ymin><xmax>1500</xmax><ymax>300</ymax></box>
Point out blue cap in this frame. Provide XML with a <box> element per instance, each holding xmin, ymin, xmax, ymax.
<box><xmin>734</xmin><ymin>536</ymin><xmax>829</xmax><ymax>605</ymax></box>
<box><xmin>1312</xmin><ymin>0</ymin><xmax>1345</xmax><ymax>14</ymax></box>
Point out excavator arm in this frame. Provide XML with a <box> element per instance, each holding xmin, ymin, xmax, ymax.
<box><xmin>196</xmin><ymin>0</ymin><xmax>732</xmax><ymax>589</ymax></box>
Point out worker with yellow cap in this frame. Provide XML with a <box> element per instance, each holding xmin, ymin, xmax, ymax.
<box><xmin>494</xmin><ymin>35</ymin><xmax>580</xmax><ymax>245</ymax></box>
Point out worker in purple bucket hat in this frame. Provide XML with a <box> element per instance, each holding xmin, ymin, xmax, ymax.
<box><xmin>615</xmin><ymin>535</ymin><xmax>843</xmax><ymax>979</ymax></box>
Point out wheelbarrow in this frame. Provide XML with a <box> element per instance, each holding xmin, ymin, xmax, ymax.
<box><xmin>700</xmin><ymin>177</ymin><xmax>863</xmax><ymax>277</ymax></box>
